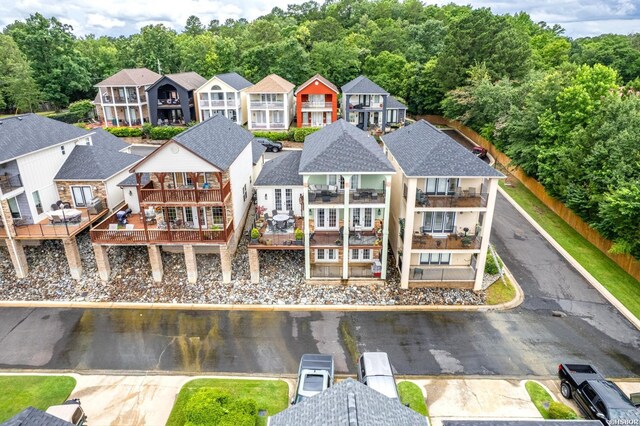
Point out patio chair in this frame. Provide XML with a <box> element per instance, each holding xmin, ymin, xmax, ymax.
<box><xmin>308</xmin><ymin>192</ymin><xmax>317</xmax><ymax>202</ymax></box>
<box><xmin>413</xmin><ymin>268</ymin><xmax>424</xmax><ymax>280</ymax></box>
<box><xmin>272</xmin><ymin>209</ymin><xmax>278</xmax><ymax>217</ymax></box>
<box><xmin>50</xmin><ymin>203</ymin><xmax>60</xmax><ymax>211</ymax></box>
<box><xmin>264</xmin><ymin>212</ymin><xmax>269</xmax><ymax>221</ymax></box>
<box><xmin>309</xmin><ymin>232</ymin><xmax>315</xmax><ymax>241</ymax></box>
<box><xmin>467</xmin><ymin>187</ymin><xmax>476</xmax><ymax>197</ymax></box>
<box><xmin>108</xmin><ymin>224</ymin><xmax>118</xmax><ymax>231</ymax></box>
<box><xmin>69</xmin><ymin>215</ymin><xmax>82</xmax><ymax>224</ymax></box>
<box><xmin>50</xmin><ymin>216</ymin><xmax>64</xmax><ymax>225</ymax></box>
<box><xmin>125</xmin><ymin>224</ymin><xmax>135</xmax><ymax>230</ymax></box>
<box><xmin>267</xmin><ymin>219</ymin><xmax>275</xmax><ymax>232</ymax></box>
<box><xmin>289</xmin><ymin>209</ymin><xmax>295</xmax><ymax>219</ymax></box>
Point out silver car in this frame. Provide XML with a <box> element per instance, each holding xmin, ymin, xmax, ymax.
<box><xmin>356</xmin><ymin>352</ymin><xmax>399</xmax><ymax>400</ymax></box>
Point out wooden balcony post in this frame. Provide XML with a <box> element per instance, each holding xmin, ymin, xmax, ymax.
<box><xmin>157</xmin><ymin>173</ymin><xmax>166</xmax><ymax>203</ymax></box>
<box><xmin>190</xmin><ymin>172</ymin><xmax>199</xmax><ymax>203</ymax></box>
<box><xmin>197</xmin><ymin>207</ymin><xmax>203</xmax><ymax>241</ymax></box>
<box><xmin>142</xmin><ymin>205</ymin><xmax>150</xmax><ymax>243</ymax></box>
<box><xmin>164</xmin><ymin>207</ymin><xmax>172</xmax><ymax>241</ymax></box>
<box><xmin>135</xmin><ymin>173</ymin><xmax>143</xmax><ymax>204</ymax></box>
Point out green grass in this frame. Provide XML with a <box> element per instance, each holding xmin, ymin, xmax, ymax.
<box><xmin>0</xmin><ymin>111</ymin><xmax>56</xmax><ymax>119</ymax></box>
<box><xmin>0</xmin><ymin>376</ymin><xmax>77</xmax><ymax>422</ymax></box>
<box><xmin>500</xmin><ymin>180</ymin><xmax>640</xmax><ymax>319</ymax></box>
<box><xmin>525</xmin><ymin>380</ymin><xmax>552</xmax><ymax>419</ymax></box>
<box><xmin>397</xmin><ymin>381</ymin><xmax>429</xmax><ymax>417</ymax></box>
<box><xmin>486</xmin><ymin>274</ymin><xmax>516</xmax><ymax>305</ymax></box>
<box><xmin>166</xmin><ymin>378</ymin><xmax>289</xmax><ymax>426</ymax></box>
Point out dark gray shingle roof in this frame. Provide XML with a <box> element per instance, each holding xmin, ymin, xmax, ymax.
<box><xmin>269</xmin><ymin>378</ymin><xmax>427</xmax><ymax>426</ymax></box>
<box><xmin>3</xmin><ymin>406</ymin><xmax>73</xmax><ymax>426</ymax></box>
<box><xmin>147</xmin><ymin>72</ymin><xmax>207</xmax><ymax>93</ymax></box>
<box><xmin>0</xmin><ymin>114</ymin><xmax>89</xmax><ymax>163</ymax></box>
<box><xmin>171</xmin><ymin>113</ymin><xmax>253</xmax><ymax>170</ymax></box>
<box><xmin>89</xmin><ymin>128</ymin><xmax>129</xmax><ymax>152</ymax></box>
<box><xmin>118</xmin><ymin>172</ymin><xmax>150</xmax><ymax>187</ymax></box>
<box><xmin>252</xmin><ymin>140</ymin><xmax>267</xmax><ymax>165</ymax></box>
<box><xmin>216</xmin><ymin>72</ymin><xmax>253</xmax><ymax>90</ymax></box>
<box><xmin>299</xmin><ymin>119</ymin><xmax>394</xmax><ymax>174</ymax></box>
<box><xmin>387</xmin><ymin>96</ymin><xmax>407</xmax><ymax>109</ymax></box>
<box><xmin>341</xmin><ymin>76</ymin><xmax>389</xmax><ymax>95</ymax></box>
<box><xmin>383</xmin><ymin>120</ymin><xmax>504</xmax><ymax>178</ymax></box>
<box><xmin>255</xmin><ymin>151</ymin><xmax>302</xmax><ymax>186</ymax></box>
<box><xmin>55</xmin><ymin>145</ymin><xmax>142</xmax><ymax>180</ymax></box>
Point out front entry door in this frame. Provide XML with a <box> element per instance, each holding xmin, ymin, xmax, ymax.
<box><xmin>311</xmin><ymin>112</ymin><xmax>324</xmax><ymax>127</ymax></box>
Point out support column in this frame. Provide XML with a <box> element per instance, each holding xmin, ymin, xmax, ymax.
<box><xmin>248</xmin><ymin>248</ymin><xmax>259</xmax><ymax>284</ymax></box>
<box><xmin>220</xmin><ymin>246</ymin><xmax>232</xmax><ymax>283</ymax></box>
<box><xmin>63</xmin><ymin>237</ymin><xmax>82</xmax><ymax>280</ymax></box>
<box><xmin>303</xmin><ymin>175</ymin><xmax>311</xmax><ymax>279</ymax></box>
<box><xmin>380</xmin><ymin>175</ymin><xmax>392</xmax><ymax>280</ymax></box>
<box><xmin>342</xmin><ymin>175</ymin><xmax>351</xmax><ymax>280</ymax></box>
<box><xmin>6</xmin><ymin>239</ymin><xmax>28</xmax><ymax>279</ymax></box>
<box><xmin>400</xmin><ymin>178</ymin><xmax>417</xmax><ymax>289</ymax></box>
<box><xmin>184</xmin><ymin>245</ymin><xmax>197</xmax><ymax>284</ymax></box>
<box><xmin>148</xmin><ymin>245</ymin><xmax>164</xmax><ymax>282</ymax></box>
<box><xmin>474</xmin><ymin>178</ymin><xmax>499</xmax><ymax>291</ymax></box>
<box><xmin>92</xmin><ymin>243</ymin><xmax>111</xmax><ymax>281</ymax></box>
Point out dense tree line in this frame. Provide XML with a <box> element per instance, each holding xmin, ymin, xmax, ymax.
<box><xmin>1</xmin><ymin>0</ymin><xmax>639</xmax><ymax>260</ymax></box>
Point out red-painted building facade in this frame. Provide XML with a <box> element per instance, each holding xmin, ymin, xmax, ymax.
<box><xmin>295</xmin><ymin>74</ymin><xmax>339</xmax><ymax>128</ymax></box>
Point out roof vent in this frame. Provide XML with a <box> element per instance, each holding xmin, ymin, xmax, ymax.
<box><xmin>17</xmin><ymin>117</ymin><xmax>22</xmax><ymax>121</ymax></box>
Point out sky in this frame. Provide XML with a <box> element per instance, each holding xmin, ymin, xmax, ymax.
<box><xmin>0</xmin><ymin>0</ymin><xmax>638</xmax><ymax>39</ymax></box>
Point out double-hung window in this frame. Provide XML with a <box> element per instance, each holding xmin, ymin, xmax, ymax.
<box><xmin>274</xmin><ymin>189</ymin><xmax>282</xmax><ymax>211</ymax></box>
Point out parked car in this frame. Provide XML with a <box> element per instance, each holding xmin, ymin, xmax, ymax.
<box><xmin>45</xmin><ymin>398</ymin><xmax>87</xmax><ymax>425</ymax></box>
<box><xmin>357</xmin><ymin>352</ymin><xmax>399</xmax><ymax>400</ymax></box>
<box><xmin>292</xmin><ymin>354</ymin><xmax>334</xmax><ymax>404</ymax></box>
<box><xmin>256</xmin><ymin>137</ymin><xmax>282</xmax><ymax>153</ymax></box>
<box><xmin>472</xmin><ymin>146</ymin><xmax>487</xmax><ymax>159</ymax></box>
<box><xmin>558</xmin><ymin>363</ymin><xmax>640</xmax><ymax>425</ymax></box>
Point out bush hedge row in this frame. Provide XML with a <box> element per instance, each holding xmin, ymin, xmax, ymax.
<box><xmin>252</xmin><ymin>127</ymin><xmax>320</xmax><ymax>142</ymax></box>
<box><xmin>149</xmin><ymin>126</ymin><xmax>187</xmax><ymax>140</ymax></box>
<box><xmin>49</xmin><ymin>111</ymin><xmax>84</xmax><ymax>124</ymax></box>
<box><xmin>105</xmin><ymin>127</ymin><xmax>143</xmax><ymax>137</ymax></box>
<box><xmin>548</xmin><ymin>401</ymin><xmax>578</xmax><ymax>420</ymax></box>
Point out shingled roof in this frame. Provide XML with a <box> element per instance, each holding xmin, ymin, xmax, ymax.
<box><xmin>245</xmin><ymin>74</ymin><xmax>295</xmax><ymax>93</ymax></box>
<box><xmin>341</xmin><ymin>76</ymin><xmax>389</xmax><ymax>95</ymax></box>
<box><xmin>0</xmin><ymin>114</ymin><xmax>89</xmax><ymax>163</ymax></box>
<box><xmin>269</xmin><ymin>378</ymin><xmax>427</xmax><ymax>426</ymax></box>
<box><xmin>382</xmin><ymin>120</ymin><xmax>504</xmax><ymax>178</ymax></box>
<box><xmin>147</xmin><ymin>72</ymin><xmax>207</xmax><ymax>92</ymax></box>
<box><xmin>95</xmin><ymin>68</ymin><xmax>161</xmax><ymax>87</ymax></box>
<box><xmin>295</xmin><ymin>74</ymin><xmax>339</xmax><ymax>95</ymax></box>
<box><xmin>216</xmin><ymin>72</ymin><xmax>254</xmax><ymax>90</ymax></box>
<box><xmin>299</xmin><ymin>119</ymin><xmax>394</xmax><ymax>174</ymax></box>
<box><xmin>89</xmin><ymin>128</ymin><xmax>129</xmax><ymax>152</ymax></box>
<box><xmin>387</xmin><ymin>96</ymin><xmax>407</xmax><ymax>109</ymax></box>
<box><xmin>168</xmin><ymin>113</ymin><xmax>253</xmax><ymax>170</ymax></box>
<box><xmin>3</xmin><ymin>406</ymin><xmax>73</xmax><ymax>426</ymax></box>
<box><xmin>255</xmin><ymin>151</ymin><xmax>302</xmax><ymax>186</ymax></box>
<box><xmin>251</xmin><ymin>140</ymin><xmax>267</xmax><ymax>165</ymax></box>
<box><xmin>54</xmin><ymin>146</ymin><xmax>141</xmax><ymax>181</ymax></box>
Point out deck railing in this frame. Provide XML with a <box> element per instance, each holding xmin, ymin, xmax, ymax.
<box><xmin>90</xmin><ymin>221</ymin><xmax>233</xmax><ymax>244</ymax></box>
<box><xmin>139</xmin><ymin>181</ymin><xmax>231</xmax><ymax>204</ymax></box>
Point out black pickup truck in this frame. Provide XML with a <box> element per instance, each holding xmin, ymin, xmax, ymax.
<box><xmin>558</xmin><ymin>363</ymin><xmax>640</xmax><ymax>425</ymax></box>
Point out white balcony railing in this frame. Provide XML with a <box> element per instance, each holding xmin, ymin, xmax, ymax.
<box><xmin>250</xmin><ymin>101</ymin><xmax>284</xmax><ymax>108</ymax></box>
<box><xmin>301</xmin><ymin>101</ymin><xmax>332</xmax><ymax>109</ymax></box>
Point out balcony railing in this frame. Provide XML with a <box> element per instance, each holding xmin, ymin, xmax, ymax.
<box><xmin>418</xmin><ymin>192</ymin><xmax>487</xmax><ymax>208</ymax></box>
<box><xmin>348</xmin><ymin>102</ymin><xmax>384</xmax><ymax>110</ymax></box>
<box><xmin>102</xmin><ymin>95</ymin><xmax>145</xmax><ymax>104</ymax></box>
<box><xmin>90</xmin><ymin>220</ymin><xmax>233</xmax><ymax>244</ymax></box>
<box><xmin>250</xmin><ymin>101</ymin><xmax>284</xmax><ymax>108</ymax></box>
<box><xmin>0</xmin><ymin>174</ymin><xmax>23</xmax><ymax>194</ymax></box>
<box><xmin>139</xmin><ymin>181</ymin><xmax>231</xmax><ymax>204</ymax></box>
<box><xmin>158</xmin><ymin>98</ymin><xmax>181</xmax><ymax>106</ymax></box>
<box><xmin>269</xmin><ymin>122</ymin><xmax>286</xmax><ymax>129</ymax></box>
<box><xmin>409</xmin><ymin>266</ymin><xmax>476</xmax><ymax>282</ymax></box>
<box><xmin>302</xmin><ymin>101</ymin><xmax>332</xmax><ymax>109</ymax></box>
<box><xmin>412</xmin><ymin>233</ymin><xmax>482</xmax><ymax>250</ymax></box>
<box><xmin>349</xmin><ymin>188</ymin><xmax>385</xmax><ymax>204</ymax></box>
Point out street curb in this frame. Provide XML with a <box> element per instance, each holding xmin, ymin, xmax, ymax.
<box><xmin>498</xmin><ymin>186</ymin><xmax>640</xmax><ymax>331</ymax></box>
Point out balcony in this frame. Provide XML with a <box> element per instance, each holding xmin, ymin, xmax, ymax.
<box><xmin>308</xmin><ymin>188</ymin><xmax>344</xmax><ymax>205</ymax></box>
<box><xmin>102</xmin><ymin>94</ymin><xmax>145</xmax><ymax>104</ymax></box>
<box><xmin>12</xmin><ymin>207</ymin><xmax>108</xmax><ymax>240</ymax></box>
<box><xmin>250</xmin><ymin>101</ymin><xmax>284</xmax><ymax>108</ymax></box>
<box><xmin>404</xmin><ymin>185</ymin><xmax>488</xmax><ymax>208</ymax></box>
<box><xmin>158</xmin><ymin>98</ymin><xmax>183</xmax><ymax>107</ymax></box>
<box><xmin>412</xmin><ymin>233</ymin><xmax>482</xmax><ymax>250</ymax></box>
<box><xmin>409</xmin><ymin>266</ymin><xmax>476</xmax><ymax>283</ymax></box>
<box><xmin>139</xmin><ymin>181</ymin><xmax>231</xmax><ymax>205</ymax></box>
<box><xmin>0</xmin><ymin>174</ymin><xmax>23</xmax><ymax>195</ymax></box>
<box><xmin>348</xmin><ymin>102</ymin><xmax>384</xmax><ymax>110</ymax></box>
<box><xmin>301</xmin><ymin>101</ymin><xmax>332</xmax><ymax>109</ymax></box>
<box><xmin>311</xmin><ymin>264</ymin><xmax>376</xmax><ymax>278</ymax></box>
<box><xmin>349</xmin><ymin>188</ymin><xmax>385</xmax><ymax>204</ymax></box>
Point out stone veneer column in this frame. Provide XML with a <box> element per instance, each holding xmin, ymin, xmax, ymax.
<box><xmin>63</xmin><ymin>237</ymin><xmax>82</xmax><ymax>280</ymax></box>
<box><xmin>148</xmin><ymin>245</ymin><xmax>164</xmax><ymax>282</ymax></box>
<box><xmin>248</xmin><ymin>248</ymin><xmax>259</xmax><ymax>284</ymax></box>
<box><xmin>92</xmin><ymin>244</ymin><xmax>111</xmax><ymax>281</ymax></box>
<box><xmin>220</xmin><ymin>246</ymin><xmax>232</xmax><ymax>283</ymax></box>
<box><xmin>6</xmin><ymin>239</ymin><xmax>28</xmax><ymax>278</ymax></box>
<box><xmin>184</xmin><ymin>245</ymin><xmax>198</xmax><ymax>284</ymax></box>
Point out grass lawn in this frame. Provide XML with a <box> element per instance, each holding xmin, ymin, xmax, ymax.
<box><xmin>397</xmin><ymin>381</ymin><xmax>429</xmax><ymax>417</ymax></box>
<box><xmin>0</xmin><ymin>376</ymin><xmax>77</xmax><ymax>422</ymax></box>
<box><xmin>486</xmin><ymin>274</ymin><xmax>516</xmax><ymax>305</ymax></box>
<box><xmin>500</xmin><ymin>181</ymin><xmax>640</xmax><ymax>319</ymax></box>
<box><xmin>0</xmin><ymin>111</ymin><xmax>57</xmax><ymax>119</ymax></box>
<box><xmin>525</xmin><ymin>381</ymin><xmax>553</xmax><ymax>419</ymax></box>
<box><xmin>166</xmin><ymin>378</ymin><xmax>289</xmax><ymax>426</ymax></box>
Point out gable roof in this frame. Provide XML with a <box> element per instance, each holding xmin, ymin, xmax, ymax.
<box><xmin>54</xmin><ymin>145</ymin><xmax>141</xmax><ymax>181</ymax></box>
<box><xmin>299</xmin><ymin>119</ymin><xmax>395</xmax><ymax>174</ymax></box>
<box><xmin>255</xmin><ymin>151</ymin><xmax>303</xmax><ymax>186</ymax></box>
<box><xmin>251</xmin><ymin>140</ymin><xmax>267</xmax><ymax>165</ymax></box>
<box><xmin>387</xmin><ymin>96</ymin><xmax>407</xmax><ymax>110</ymax></box>
<box><xmin>341</xmin><ymin>76</ymin><xmax>389</xmax><ymax>95</ymax></box>
<box><xmin>382</xmin><ymin>120</ymin><xmax>504</xmax><ymax>178</ymax></box>
<box><xmin>295</xmin><ymin>74</ymin><xmax>339</xmax><ymax>95</ymax></box>
<box><xmin>95</xmin><ymin>68</ymin><xmax>161</xmax><ymax>87</ymax></box>
<box><xmin>245</xmin><ymin>74</ymin><xmax>295</xmax><ymax>94</ymax></box>
<box><xmin>216</xmin><ymin>72</ymin><xmax>254</xmax><ymax>90</ymax></box>
<box><xmin>148</xmin><ymin>72</ymin><xmax>207</xmax><ymax>92</ymax></box>
<box><xmin>269</xmin><ymin>378</ymin><xmax>427</xmax><ymax>426</ymax></box>
<box><xmin>89</xmin><ymin>128</ymin><xmax>129</xmax><ymax>152</ymax></box>
<box><xmin>142</xmin><ymin>113</ymin><xmax>253</xmax><ymax>171</ymax></box>
<box><xmin>0</xmin><ymin>114</ymin><xmax>89</xmax><ymax>163</ymax></box>
<box><xmin>3</xmin><ymin>406</ymin><xmax>73</xmax><ymax>426</ymax></box>
<box><xmin>118</xmin><ymin>172</ymin><xmax>150</xmax><ymax>187</ymax></box>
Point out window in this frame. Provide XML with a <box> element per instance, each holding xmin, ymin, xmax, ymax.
<box><xmin>198</xmin><ymin>207</ymin><xmax>207</xmax><ymax>227</ymax></box>
<box><xmin>274</xmin><ymin>189</ymin><xmax>282</xmax><ymax>211</ymax></box>
<box><xmin>317</xmin><ymin>209</ymin><xmax>325</xmax><ymax>227</ymax></box>
<box><xmin>211</xmin><ymin>85</ymin><xmax>221</xmax><ymax>90</ymax></box>
<box><xmin>328</xmin><ymin>209</ymin><xmax>337</xmax><ymax>228</ymax></box>
<box><xmin>316</xmin><ymin>249</ymin><xmax>338</xmax><ymax>262</ymax></box>
<box><xmin>419</xmin><ymin>253</ymin><xmax>451</xmax><ymax>265</ymax></box>
<box><xmin>184</xmin><ymin>208</ymin><xmax>194</xmax><ymax>223</ymax></box>
<box><xmin>350</xmin><ymin>249</ymin><xmax>372</xmax><ymax>261</ymax></box>
<box><xmin>285</xmin><ymin>189</ymin><xmax>292</xmax><ymax>211</ymax></box>
<box><xmin>211</xmin><ymin>207</ymin><xmax>223</xmax><ymax>225</ymax></box>
<box><xmin>422</xmin><ymin>212</ymin><xmax>456</xmax><ymax>233</ymax></box>
<box><xmin>32</xmin><ymin>191</ymin><xmax>43</xmax><ymax>215</ymax></box>
<box><xmin>243</xmin><ymin>184</ymin><xmax>247</xmax><ymax>202</ymax></box>
<box><xmin>364</xmin><ymin>208</ymin><xmax>372</xmax><ymax>228</ymax></box>
<box><xmin>60</xmin><ymin>146</ymin><xmax>66</xmax><ymax>155</ymax></box>
<box><xmin>7</xmin><ymin>197</ymin><xmax>21</xmax><ymax>219</ymax></box>
<box><xmin>71</xmin><ymin>186</ymin><xmax>93</xmax><ymax>207</ymax></box>
<box><xmin>315</xmin><ymin>208</ymin><xmax>338</xmax><ymax>229</ymax></box>
<box><xmin>351</xmin><ymin>208</ymin><xmax>373</xmax><ymax>228</ymax></box>
<box><xmin>327</xmin><ymin>175</ymin><xmax>347</xmax><ymax>190</ymax></box>
<box><xmin>352</xmin><ymin>209</ymin><xmax>361</xmax><ymax>226</ymax></box>
<box><xmin>270</xmin><ymin>110</ymin><xmax>284</xmax><ymax>124</ymax></box>
<box><xmin>425</xmin><ymin>178</ymin><xmax>458</xmax><ymax>195</ymax></box>
<box><xmin>582</xmin><ymin>385</ymin><xmax>597</xmax><ymax>402</ymax></box>
<box><xmin>167</xmin><ymin>207</ymin><xmax>178</xmax><ymax>222</ymax></box>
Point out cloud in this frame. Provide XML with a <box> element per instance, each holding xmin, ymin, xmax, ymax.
<box><xmin>87</xmin><ymin>14</ymin><xmax>126</xmax><ymax>30</ymax></box>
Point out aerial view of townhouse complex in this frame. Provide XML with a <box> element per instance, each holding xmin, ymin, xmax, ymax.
<box><xmin>0</xmin><ymin>1</ymin><xmax>639</xmax><ymax>425</ymax></box>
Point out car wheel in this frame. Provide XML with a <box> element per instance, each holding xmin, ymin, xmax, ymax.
<box><xmin>561</xmin><ymin>381</ymin><xmax>572</xmax><ymax>399</ymax></box>
<box><xmin>272</xmin><ymin>147</ymin><xmax>280</xmax><ymax>153</ymax></box>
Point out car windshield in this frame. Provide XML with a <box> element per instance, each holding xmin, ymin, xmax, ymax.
<box><xmin>302</xmin><ymin>374</ymin><xmax>326</xmax><ymax>392</ymax></box>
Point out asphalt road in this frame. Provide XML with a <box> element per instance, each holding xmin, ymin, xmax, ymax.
<box><xmin>0</xmin><ymin>193</ymin><xmax>638</xmax><ymax>377</ymax></box>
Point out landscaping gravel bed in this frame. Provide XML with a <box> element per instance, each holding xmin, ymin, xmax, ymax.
<box><xmin>0</xmin><ymin>232</ymin><xmax>486</xmax><ymax>305</ymax></box>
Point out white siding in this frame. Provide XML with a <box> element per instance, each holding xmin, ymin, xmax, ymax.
<box><xmin>133</xmin><ymin>141</ymin><xmax>220</xmax><ymax>174</ymax></box>
<box><xmin>256</xmin><ymin>186</ymin><xmax>304</xmax><ymax>217</ymax></box>
<box><xmin>228</xmin><ymin>143</ymin><xmax>253</xmax><ymax>227</ymax></box>
<box><xmin>105</xmin><ymin>169</ymin><xmax>131</xmax><ymax>210</ymax></box>
<box><xmin>123</xmin><ymin>186</ymin><xmax>140</xmax><ymax>213</ymax></box>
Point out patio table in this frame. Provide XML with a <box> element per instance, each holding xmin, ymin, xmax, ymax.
<box><xmin>273</xmin><ymin>214</ymin><xmax>290</xmax><ymax>230</ymax></box>
<box><xmin>46</xmin><ymin>208</ymin><xmax>82</xmax><ymax>222</ymax></box>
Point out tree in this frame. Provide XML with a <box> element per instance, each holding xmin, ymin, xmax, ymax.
<box><xmin>184</xmin><ymin>15</ymin><xmax>205</xmax><ymax>36</ymax></box>
<box><xmin>76</xmin><ymin>35</ymin><xmax>121</xmax><ymax>83</ymax></box>
<box><xmin>0</xmin><ymin>34</ymin><xmax>40</xmax><ymax>112</ymax></box>
<box><xmin>131</xmin><ymin>24</ymin><xmax>179</xmax><ymax>73</ymax></box>
<box><xmin>595</xmin><ymin>183</ymin><xmax>640</xmax><ymax>258</ymax></box>
<box><xmin>571</xmin><ymin>34</ymin><xmax>640</xmax><ymax>82</ymax></box>
<box><xmin>363</xmin><ymin>51</ymin><xmax>408</xmax><ymax>96</ymax></box>
<box><xmin>404</xmin><ymin>59</ymin><xmax>443</xmax><ymax>114</ymax></box>
<box><xmin>309</xmin><ymin>40</ymin><xmax>362</xmax><ymax>88</ymax></box>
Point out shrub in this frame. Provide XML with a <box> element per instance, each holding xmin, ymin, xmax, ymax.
<box><xmin>252</xmin><ymin>131</ymin><xmax>289</xmax><ymax>141</ymax></box>
<box><xmin>184</xmin><ymin>389</ymin><xmax>257</xmax><ymax>426</ymax></box>
<box><xmin>295</xmin><ymin>228</ymin><xmax>304</xmax><ymax>240</ymax></box>
<box><xmin>293</xmin><ymin>127</ymin><xmax>320</xmax><ymax>142</ymax></box>
<box><xmin>150</xmin><ymin>126</ymin><xmax>187</xmax><ymax>140</ymax></box>
<box><xmin>105</xmin><ymin>127</ymin><xmax>143</xmax><ymax>137</ymax></box>
<box><xmin>141</xmin><ymin>123</ymin><xmax>153</xmax><ymax>138</ymax></box>
<box><xmin>68</xmin><ymin>99</ymin><xmax>94</xmax><ymax>117</ymax></box>
<box><xmin>251</xmin><ymin>228</ymin><xmax>260</xmax><ymax>239</ymax></box>
<box><xmin>548</xmin><ymin>401</ymin><xmax>578</xmax><ymax>420</ymax></box>
<box><xmin>49</xmin><ymin>111</ymin><xmax>84</xmax><ymax>124</ymax></box>
<box><xmin>484</xmin><ymin>249</ymin><xmax>503</xmax><ymax>274</ymax></box>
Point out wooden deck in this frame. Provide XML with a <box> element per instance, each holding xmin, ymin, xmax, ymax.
<box><xmin>415</xmin><ymin>193</ymin><xmax>488</xmax><ymax>209</ymax></box>
<box><xmin>8</xmin><ymin>208</ymin><xmax>109</xmax><ymax>240</ymax></box>
<box><xmin>411</xmin><ymin>234</ymin><xmax>482</xmax><ymax>250</ymax></box>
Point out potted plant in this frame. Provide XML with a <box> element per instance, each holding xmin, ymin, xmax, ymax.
<box><xmin>251</xmin><ymin>228</ymin><xmax>260</xmax><ymax>243</ymax></box>
<box><xmin>294</xmin><ymin>228</ymin><xmax>304</xmax><ymax>245</ymax></box>
<box><xmin>461</xmin><ymin>235</ymin><xmax>472</xmax><ymax>247</ymax></box>
<box><xmin>335</xmin><ymin>239</ymin><xmax>342</xmax><ymax>245</ymax></box>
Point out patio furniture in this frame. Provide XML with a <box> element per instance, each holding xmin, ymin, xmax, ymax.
<box><xmin>108</xmin><ymin>224</ymin><xmax>118</xmax><ymax>231</ymax></box>
<box><xmin>309</xmin><ymin>232</ymin><xmax>315</xmax><ymax>241</ymax></box>
<box><xmin>125</xmin><ymin>224</ymin><xmax>135</xmax><ymax>230</ymax></box>
<box><xmin>267</xmin><ymin>219</ymin><xmax>275</xmax><ymax>232</ymax></box>
<box><xmin>308</xmin><ymin>192</ymin><xmax>317</xmax><ymax>202</ymax></box>
<box><xmin>273</xmin><ymin>214</ymin><xmax>289</xmax><ymax>231</ymax></box>
<box><xmin>50</xmin><ymin>203</ymin><xmax>60</xmax><ymax>211</ymax></box>
<box><xmin>467</xmin><ymin>187</ymin><xmax>476</xmax><ymax>197</ymax></box>
<box><xmin>157</xmin><ymin>220</ymin><xmax>167</xmax><ymax>229</ymax></box>
<box><xmin>264</xmin><ymin>212</ymin><xmax>269</xmax><ymax>221</ymax></box>
<box><xmin>272</xmin><ymin>209</ymin><xmax>278</xmax><ymax>217</ymax></box>
<box><xmin>174</xmin><ymin>219</ymin><xmax>184</xmax><ymax>228</ymax></box>
<box><xmin>371</xmin><ymin>191</ymin><xmax>378</xmax><ymax>200</ymax></box>
<box><xmin>413</xmin><ymin>268</ymin><xmax>424</xmax><ymax>280</ymax></box>
<box><xmin>289</xmin><ymin>209</ymin><xmax>295</xmax><ymax>218</ymax></box>
<box><xmin>353</xmin><ymin>192</ymin><xmax>361</xmax><ymax>201</ymax></box>
<box><xmin>50</xmin><ymin>216</ymin><xmax>63</xmax><ymax>225</ymax></box>
<box><xmin>47</xmin><ymin>208</ymin><xmax>82</xmax><ymax>223</ymax></box>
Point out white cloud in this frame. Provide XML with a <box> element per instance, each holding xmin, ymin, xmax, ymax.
<box><xmin>87</xmin><ymin>14</ymin><xmax>126</xmax><ymax>30</ymax></box>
